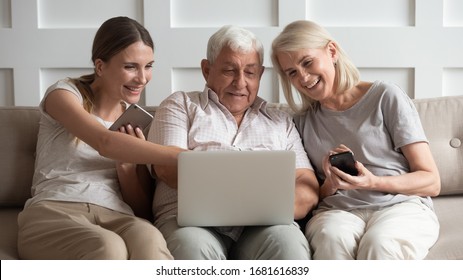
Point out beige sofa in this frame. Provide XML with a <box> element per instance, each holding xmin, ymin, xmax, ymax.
<box><xmin>1</xmin><ymin>95</ymin><xmax>462</xmax><ymax>260</ymax></box>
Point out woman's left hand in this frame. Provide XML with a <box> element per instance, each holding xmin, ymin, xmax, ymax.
<box><xmin>118</xmin><ymin>124</ymin><xmax>145</xmax><ymax>140</ymax></box>
<box><xmin>115</xmin><ymin>124</ymin><xmax>145</xmax><ymax>171</ymax></box>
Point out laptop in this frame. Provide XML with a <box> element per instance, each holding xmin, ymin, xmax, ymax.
<box><xmin>177</xmin><ymin>150</ymin><xmax>296</xmax><ymax>227</ymax></box>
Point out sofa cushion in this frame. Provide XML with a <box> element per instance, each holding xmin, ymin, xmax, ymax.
<box><xmin>0</xmin><ymin>107</ymin><xmax>40</xmax><ymax>207</ymax></box>
<box><xmin>425</xmin><ymin>195</ymin><xmax>463</xmax><ymax>259</ymax></box>
<box><xmin>0</xmin><ymin>208</ymin><xmax>20</xmax><ymax>259</ymax></box>
<box><xmin>413</xmin><ymin>96</ymin><xmax>463</xmax><ymax>195</ymax></box>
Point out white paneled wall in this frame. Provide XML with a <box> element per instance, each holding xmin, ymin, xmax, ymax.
<box><xmin>0</xmin><ymin>0</ymin><xmax>462</xmax><ymax>106</ymax></box>
<box><xmin>37</xmin><ymin>0</ymin><xmax>143</xmax><ymax>28</ymax></box>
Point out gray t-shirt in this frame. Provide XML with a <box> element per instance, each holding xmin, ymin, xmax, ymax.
<box><xmin>294</xmin><ymin>80</ymin><xmax>433</xmax><ymax>212</ymax></box>
<box><xmin>24</xmin><ymin>78</ymin><xmax>133</xmax><ymax>215</ymax></box>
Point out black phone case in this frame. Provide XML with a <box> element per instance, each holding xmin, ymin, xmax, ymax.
<box><xmin>329</xmin><ymin>151</ymin><xmax>358</xmax><ymax>176</ymax></box>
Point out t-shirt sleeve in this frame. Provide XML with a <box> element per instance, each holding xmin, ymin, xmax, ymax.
<box><xmin>381</xmin><ymin>83</ymin><xmax>427</xmax><ymax>151</ymax></box>
<box><xmin>39</xmin><ymin>78</ymin><xmax>84</xmax><ymax>125</ymax></box>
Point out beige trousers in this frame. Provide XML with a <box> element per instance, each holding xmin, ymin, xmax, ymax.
<box><xmin>306</xmin><ymin>198</ymin><xmax>440</xmax><ymax>260</ymax></box>
<box><xmin>17</xmin><ymin>200</ymin><xmax>173</xmax><ymax>260</ymax></box>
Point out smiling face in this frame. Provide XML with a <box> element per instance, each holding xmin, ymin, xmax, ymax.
<box><xmin>276</xmin><ymin>43</ymin><xmax>337</xmax><ymax>103</ymax></box>
<box><xmin>95</xmin><ymin>41</ymin><xmax>154</xmax><ymax>104</ymax></box>
<box><xmin>202</xmin><ymin>46</ymin><xmax>264</xmax><ymax>123</ymax></box>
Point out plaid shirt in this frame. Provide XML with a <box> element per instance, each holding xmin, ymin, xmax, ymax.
<box><xmin>148</xmin><ymin>86</ymin><xmax>312</xmax><ymax>241</ymax></box>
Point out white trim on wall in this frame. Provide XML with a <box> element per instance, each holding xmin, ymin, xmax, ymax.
<box><xmin>0</xmin><ymin>0</ymin><xmax>462</xmax><ymax>106</ymax></box>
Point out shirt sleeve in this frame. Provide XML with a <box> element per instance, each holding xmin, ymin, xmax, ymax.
<box><xmin>147</xmin><ymin>91</ymin><xmax>189</xmax><ymax>149</ymax></box>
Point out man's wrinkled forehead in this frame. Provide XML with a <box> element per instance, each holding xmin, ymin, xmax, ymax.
<box><xmin>214</xmin><ymin>46</ymin><xmax>261</xmax><ymax>66</ymax></box>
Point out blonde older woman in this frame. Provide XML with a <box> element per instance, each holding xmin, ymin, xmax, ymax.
<box><xmin>271</xmin><ymin>20</ymin><xmax>440</xmax><ymax>260</ymax></box>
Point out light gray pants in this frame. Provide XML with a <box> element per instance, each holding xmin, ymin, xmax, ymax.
<box><xmin>156</xmin><ymin>216</ymin><xmax>311</xmax><ymax>260</ymax></box>
<box><xmin>306</xmin><ymin>198</ymin><xmax>440</xmax><ymax>260</ymax></box>
<box><xmin>18</xmin><ymin>201</ymin><xmax>173</xmax><ymax>260</ymax></box>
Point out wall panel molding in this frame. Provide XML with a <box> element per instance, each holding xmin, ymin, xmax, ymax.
<box><xmin>0</xmin><ymin>69</ymin><xmax>13</xmax><ymax>106</ymax></box>
<box><xmin>0</xmin><ymin>0</ymin><xmax>462</xmax><ymax>106</ymax></box>
<box><xmin>443</xmin><ymin>0</ymin><xmax>463</xmax><ymax>27</ymax></box>
<box><xmin>0</xmin><ymin>0</ymin><xmax>11</xmax><ymax>28</ymax></box>
<box><xmin>171</xmin><ymin>0</ymin><xmax>278</xmax><ymax>27</ymax></box>
<box><xmin>38</xmin><ymin>0</ymin><xmax>143</xmax><ymax>29</ymax></box>
<box><xmin>443</xmin><ymin>68</ymin><xmax>463</xmax><ymax>96</ymax></box>
<box><xmin>359</xmin><ymin>68</ymin><xmax>414</xmax><ymax>98</ymax></box>
<box><xmin>307</xmin><ymin>0</ymin><xmax>415</xmax><ymax>27</ymax></box>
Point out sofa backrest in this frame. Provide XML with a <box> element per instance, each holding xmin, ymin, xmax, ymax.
<box><xmin>0</xmin><ymin>107</ymin><xmax>40</xmax><ymax>207</ymax></box>
<box><xmin>0</xmin><ymin>96</ymin><xmax>462</xmax><ymax>207</ymax></box>
<box><xmin>413</xmin><ymin>96</ymin><xmax>463</xmax><ymax>195</ymax></box>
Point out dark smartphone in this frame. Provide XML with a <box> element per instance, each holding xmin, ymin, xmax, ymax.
<box><xmin>109</xmin><ymin>104</ymin><xmax>153</xmax><ymax>131</ymax></box>
<box><xmin>329</xmin><ymin>151</ymin><xmax>358</xmax><ymax>176</ymax></box>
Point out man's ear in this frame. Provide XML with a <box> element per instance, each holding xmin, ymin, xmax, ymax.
<box><xmin>201</xmin><ymin>59</ymin><xmax>210</xmax><ymax>80</ymax></box>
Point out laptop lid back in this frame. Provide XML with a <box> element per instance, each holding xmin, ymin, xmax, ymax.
<box><xmin>177</xmin><ymin>150</ymin><xmax>295</xmax><ymax>227</ymax></box>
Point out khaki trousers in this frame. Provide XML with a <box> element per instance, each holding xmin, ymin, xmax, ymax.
<box><xmin>17</xmin><ymin>201</ymin><xmax>173</xmax><ymax>260</ymax></box>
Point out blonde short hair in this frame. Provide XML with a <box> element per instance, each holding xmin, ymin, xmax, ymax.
<box><xmin>271</xmin><ymin>20</ymin><xmax>359</xmax><ymax>113</ymax></box>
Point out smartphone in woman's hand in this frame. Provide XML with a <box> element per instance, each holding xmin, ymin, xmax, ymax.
<box><xmin>109</xmin><ymin>104</ymin><xmax>153</xmax><ymax>131</ymax></box>
<box><xmin>329</xmin><ymin>151</ymin><xmax>358</xmax><ymax>176</ymax></box>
